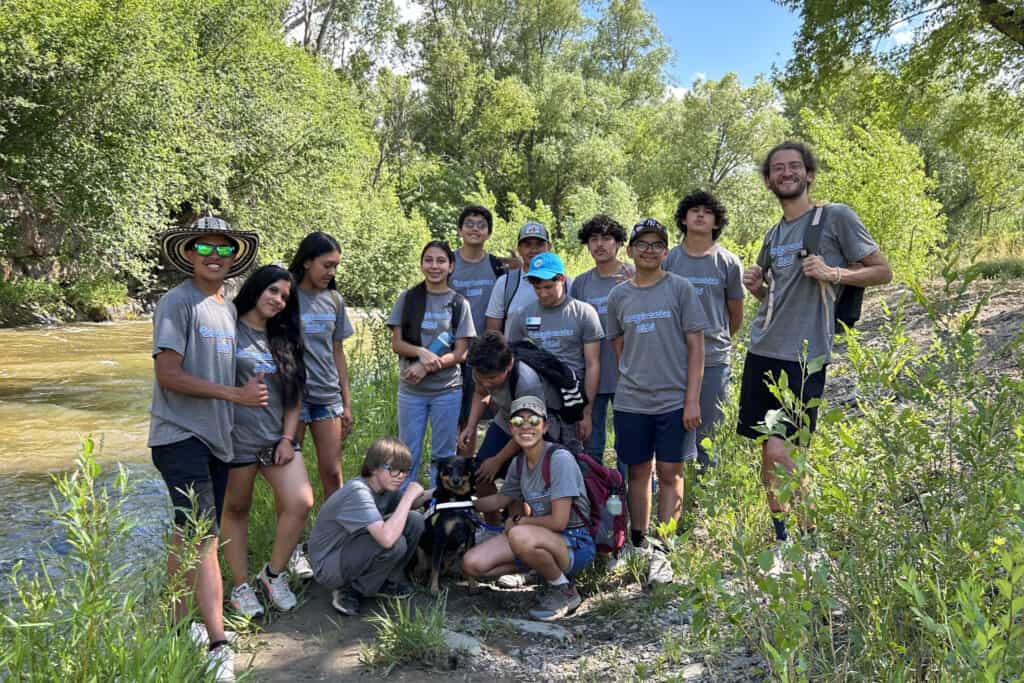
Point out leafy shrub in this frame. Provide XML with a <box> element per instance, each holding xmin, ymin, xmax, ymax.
<box><xmin>65</xmin><ymin>276</ymin><xmax>129</xmax><ymax>315</ymax></box>
<box><xmin>967</xmin><ymin>258</ymin><xmax>1024</xmax><ymax>280</ymax></box>
<box><xmin>0</xmin><ymin>277</ymin><xmax>67</xmax><ymax>325</ymax></box>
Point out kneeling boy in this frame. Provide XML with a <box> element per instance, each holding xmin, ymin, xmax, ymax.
<box><xmin>308</xmin><ymin>437</ymin><xmax>432</xmax><ymax>616</ymax></box>
<box><xmin>462</xmin><ymin>396</ymin><xmax>595</xmax><ymax>621</ymax></box>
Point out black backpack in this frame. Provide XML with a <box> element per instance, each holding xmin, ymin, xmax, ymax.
<box><xmin>399</xmin><ymin>283</ymin><xmax>466</xmax><ymax>346</ymax></box>
<box><xmin>508</xmin><ymin>338</ymin><xmax>588</xmax><ymax>423</ymax></box>
<box><xmin>760</xmin><ymin>204</ymin><xmax>864</xmax><ymax>330</ymax></box>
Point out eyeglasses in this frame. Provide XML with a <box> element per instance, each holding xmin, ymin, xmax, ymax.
<box><xmin>193</xmin><ymin>243</ymin><xmax>238</xmax><ymax>258</ymax></box>
<box><xmin>461</xmin><ymin>219</ymin><xmax>488</xmax><ymax>230</ymax></box>
<box><xmin>380</xmin><ymin>462</ymin><xmax>409</xmax><ymax>477</ymax></box>
<box><xmin>509</xmin><ymin>414</ymin><xmax>543</xmax><ymax>427</ymax></box>
<box><xmin>632</xmin><ymin>240</ymin><xmax>667</xmax><ymax>252</ymax></box>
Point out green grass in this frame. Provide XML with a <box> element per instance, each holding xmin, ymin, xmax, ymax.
<box><xmin>966</xmin><ymin>257</ymin><xmax>1024</xmax><ymax>280</ymax></box>
<box><xmin>358</xmin><ymin>594</ymin><xmax>450</xmax><ymax>672</ymax></box>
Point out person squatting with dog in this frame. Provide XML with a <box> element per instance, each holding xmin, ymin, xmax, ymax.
<box><xmin>148</xmin><ymin>139</ymin><xmax>892</xmax><ymax>681</ymax></box>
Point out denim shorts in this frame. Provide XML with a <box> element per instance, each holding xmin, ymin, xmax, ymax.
<box><xmin>151</xmin><ymin>437</ymin><xmax>229</xmax><ymax>532</ymax></box>
<box><xmin>300</xmin><ymin>399</ymin><xmax>345</xmax><ymax>423</ymax></box>
<box><xmin>513</xmin><ymin>526</ymin><xmax>596</xmax><ymax>578</ymax></box>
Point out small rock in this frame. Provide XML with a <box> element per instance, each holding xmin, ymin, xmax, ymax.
<box><xmin>442</xmin><ymin>629</ymin><xmax>482</xmax><ymax>655</ymax></box>
<box><xmin>500</xmin><ymin>618</ymin><xmax>572</xmax><ymax>642</ymax></box>
<box><xmin>682</xmin><ymin>662</ymin><xmax>705</xmax><ymax>680</ymax></box>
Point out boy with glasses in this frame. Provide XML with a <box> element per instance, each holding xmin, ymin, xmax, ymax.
<box><xmin>307</xmin><ymin>437</ymin><xmax>432</xmax><ymax>616</ymax></box>
<box><xmin>606</xmin><ymin>218</ymin><xmax>709</xmax><ymax>585</ymax></box>
<box><xmin>151</xmin><ymin>215</ymin><xmax>262</xmax><ymax>682</ymax></box>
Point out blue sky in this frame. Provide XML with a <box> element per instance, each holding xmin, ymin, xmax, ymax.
<box><xmin>643</xmin><ymin>0</ymin><xmax>803</xmax><ymax>88</ymax></box>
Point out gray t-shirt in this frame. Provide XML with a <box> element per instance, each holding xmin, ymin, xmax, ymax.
<box><xmin>489</xmin><ymin>363</ymin><xmax>564</xmax><ymax>440</ymax></box>
<box><xmin>297</xmin><ymin>288</ymin><xmax>355</xmax><ymax>404</ymax></box>
<box><xmin>232</xmin><ymin>322</ymin><xmax>285</xmax><ymax>463</ymax></box>
<box><xmin>570</xmin><ymin>264</ymin><xmax>634</xmax><ymax>393</ymax></box>
<box><xmin>485</xmin><ymin>271</ymin><xmax>574</xmax><ymax>325</ymax></box>
<box><xmin>750</xmin><ymin>204</ymin><xmax>879</xmax><ymax>363</ymax></box>
<box><xmin>308</xmin><ymin>477</ymin><xmax>399</xmax><ymax>586</ymax></box>
<box><xmin>387</xmin><ymin>288</ymin><xmax>476</xmax><ymax>396</ymax></box>
<box><xmin>502</xmin><ymin>443</ymin><xmax>590</xmax><ymax>529</ymax></box>
<box><xmin>451</xmin><ymin>251</ymin><xmax>498</xmax><ymax>333</ymax></box>
<box><xmin>605</xmin><ymin>273</ymin><xmax>710</xmax><ymax>414</ymax></box>
<box><xmin>664</xmin><ymin>244</ymin><xmax>744</xmax><ymax>367</ymax></box>
<box><xmin>148</xmin><ymin>280</ymin><xmax>236</xmax><ymax>462</ymax></box>
<box><xmin>506</xmin><ymin>296</ymin><xmax>604</xmax><ymax>379</ymax></box>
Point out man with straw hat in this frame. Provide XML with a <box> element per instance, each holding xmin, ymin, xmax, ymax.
<box><xmin>149</xmin><ymin>214</ymin><xmax>260</xmax><ymax>682</ymax></box>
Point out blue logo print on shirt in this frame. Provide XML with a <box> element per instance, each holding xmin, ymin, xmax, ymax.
<box><xmin>237</xmin><ymin>347</ymin><xmax>277</xmax><ymax>374</ymax></box>
<box><xmin>588</xmin><ymin>294</ymin><xmax>610</xmax><ymax>314</ymax></box>
<box><xmin>199</xmin><ymin>326</ymin><xmax>234</xmax><ymax>353</ymax></box>
<box><xmin>302</xmin><ymin>312</ymin><xmax>335</xmax><ymax>334</ymax></box>
<box><xmin>771</xmin><ymin>242</ymin><xmax>803</xmax><ymax>270</ymax></box>
<box><xmin>623</xmin><ymin>310</ymin><xmax>671</xmax><ymax>335</ymax></box>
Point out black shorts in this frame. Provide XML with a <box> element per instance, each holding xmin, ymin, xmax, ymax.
<box><xmin>151</xmin><ymin>437</ymin><xmax>229</xmax><ymax>532</ymax></box>
<box><xmin>736</xmin><ymin>353</ymin><xmax>827</xmax><ymax>440</ymax></box>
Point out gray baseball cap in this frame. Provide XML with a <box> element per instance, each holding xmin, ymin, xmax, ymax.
<box><xmin>510</xmin><ymin>395</ymin><xmax>547</xmax><ymax>418</ymax></box>
<box><xmin>517</xmin><ymin>221</ymin><xmax>550</xmax><ymax>243</ymax></box>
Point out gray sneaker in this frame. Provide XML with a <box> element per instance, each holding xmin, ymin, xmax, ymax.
<box><xmin>528</xmin><ymin>583</ymin><xmax>582</xmax><ymax>621</ymax></box>
<box><xmin>331</xmin><ymin>587</ymin><xmax>361</xmax><ymax>616</ymax></box>
<box><xmin>497</xmin><ymin>571</ymin><xmax>539</xmax><ymax>588</ymax></box>
<box><xmin>647</xmin><ymin>547</ymin><xmax>674</xmax><ymax>585</ymax></box>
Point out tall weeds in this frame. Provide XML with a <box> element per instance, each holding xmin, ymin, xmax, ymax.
<box><xmin>681</xmin><ymin>268</ymin><xmax>1024</xmax><ymax>680</ymax></box>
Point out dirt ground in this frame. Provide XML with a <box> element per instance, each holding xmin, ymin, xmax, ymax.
<box><xmin>238</xmin><ymin>278</ymin><xmax>1024</xmax><ymax>683</ymax></box>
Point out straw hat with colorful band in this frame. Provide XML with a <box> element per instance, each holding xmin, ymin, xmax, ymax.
<box><xmin>159</xmin><ymin>216</ymin><xmax>260</xmax><ymax>279</ymax></box>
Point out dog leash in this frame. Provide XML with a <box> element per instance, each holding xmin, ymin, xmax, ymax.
<box><xmin>425</xmin><ymin>498</ymin><xmax>505</xmax><ymax>533</ymax></box>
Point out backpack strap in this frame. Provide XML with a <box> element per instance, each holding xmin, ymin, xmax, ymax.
<box><xmin>502</xmin><ymin>269</ymin><xmax>522</xmax><ymax>322</ymax></box>
<box><xmin>399</xmin><ymin>282</ymin><xmax>429</xmax><ymax>347</ymax></box>
<box><xmin>488</xmin><ymin>253</ymin><xmax>506</xmax><ymax>278</ymax></box>
<box><xmin>760</xmin><ymin>221</ymin><xmax>782</xmax><ymax>327</ymax></box>
<box><xmin>800</xmin><ymin>204</ymin><xmax>835</xmax><ymax>321</ymax></box>
<box><xmin>449</xmin><ymin>291</ymin><xmax>466</xmax><ymax>338</ymax></box>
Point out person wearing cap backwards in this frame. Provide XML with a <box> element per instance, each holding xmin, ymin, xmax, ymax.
<box><xmin>462</xmin><ymin>396</ymin><xmax>596</xmax><ymax>621</ymax></box>
<box><xmin>150</xmin><ymin>215</ymin><xmax>263</xmax><ymax>682</ymax></box>
<box><xmin>663</xmin><ymin>191</ymin><xmax>745</xmax><ymax>476</ymax></box>
<box><xmin>605</xmin><ymin>218</ymin><xmax>709</xmax><ymax>586</ymax></box>
<box><xmin>506</xmin><ymin>251</ymin><xmax>603</xmax><ymax>454</ymax></box>
<box><xmin>485</xmin><ymin>220</ymin><xmax>571</xmax><ymax>332</ymax></box>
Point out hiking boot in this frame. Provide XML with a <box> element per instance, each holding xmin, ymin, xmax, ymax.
<box><xmin>229</xmin><ymin>582</ymin><xmax>264</xmax><ymax>618</ymax></box>
<box><xmin>188</xmin><ymin>622</ymin><xmax>238</xmax><ymax>648</ymax></box>
<box><xmin>647</xmin><ymin>547</ymin><xmax>674</xmax><ymax>586</ymax></box>
<box><xmin>331</xmin><ymin>587</ymin><xmax>361</xmax><ymax>616</ymax></box>
<box><xmin>373</xmin><ymin>580</ymin><xmax>415</xmax><ymax>599</ymax></box>
<box><xmin>528</xmin><ymin>583</ymin><xmax>582</xmax><ymax>621</ymax></box>
<box><xmin>288</xmin><ymin>544</ymin><xmax>314</xmax><ymax>580</ymax></box>
<box><xmin>258</xmin><ymin>564</ymin><xmax>298</xmax><ymax>611</ymax></box>
<box><xmin>497</xmin><ymin>570</ymin><xmax>540</xmax><ymax>589</ymax></box>
<box><xmin>206</xmin><ymin>643</ymin><xmax>235</xmax><ymax>682</ymax></box>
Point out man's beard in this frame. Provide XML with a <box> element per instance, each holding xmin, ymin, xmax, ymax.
<box><xmin>769</xmin><ymin>177</ymin><xmax>810</xmax><ymax>200</ymax></box>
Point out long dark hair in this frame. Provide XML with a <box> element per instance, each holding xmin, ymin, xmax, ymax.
<box><xmin>234</xmin><ymin>265</ymin><xmax>306</xmax><ymax>409</ymax></box>
<box><xmin>288</xmin><ymin>231</ymin><xmax>341</xmax><ymax>290</ymax></box>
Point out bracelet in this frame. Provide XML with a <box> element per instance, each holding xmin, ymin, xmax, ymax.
<box><xmin>833</xmin><ymin>267</ymin><xmax>842</xmax><ymax>284</ymax></box>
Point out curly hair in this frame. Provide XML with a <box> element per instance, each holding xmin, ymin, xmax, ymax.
<box><xmin>674</xmin><ymin>190</ymin><xmax>728</xmax><ymax>241</ymax></box>
<box><xmin>577</xmin><ymin>214</ymin><xmax>627</xmax><ymax>245</ymax></box>
<box><xmin>761</xmin><ymin>141</ymin><xmax>818</xmax><ymax>179</ymax></box>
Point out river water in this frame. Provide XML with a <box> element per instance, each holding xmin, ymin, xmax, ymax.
<box><xmin>0</xmin><ymin>321</ymin><xmax>169</xmax><ymax>594</ymax></box>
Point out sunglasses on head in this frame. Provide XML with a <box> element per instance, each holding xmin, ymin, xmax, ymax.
<box><xmin>193</xmin><ymin>243</ymin><xmax>238</xmax><ymax>257</ymax></box>
<box><xmin>380</xmin><ymin>462</ymin><xmax>409</xmax><ymax>477</ymax></box>
<box><xmin>509</xmin><ymin>414</ymin><xmax>543</xmax><ymax>427</ymax></box>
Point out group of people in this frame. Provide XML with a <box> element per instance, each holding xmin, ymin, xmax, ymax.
<box><xmin>148</xmin><ymin>140</ymin><xmax>891</xmax><ymax>680</ymax></box>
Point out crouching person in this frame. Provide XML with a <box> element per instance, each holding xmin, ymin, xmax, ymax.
<box><xmin>462</xmin><ymin>396</ymin><xmax>595</xmax><ymax>621</ymax></box>
<box><xmin>307</xmin><ymin>437</ymin><xmax>432</xmax><ymax>616</ymax></box>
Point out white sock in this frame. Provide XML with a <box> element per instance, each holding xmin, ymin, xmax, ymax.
<box><xmin>548</xmin><ymin>574</ymin><xmax>569</xmax><ymax>587</ymax></box>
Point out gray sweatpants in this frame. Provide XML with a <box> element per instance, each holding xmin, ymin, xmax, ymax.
<box><xmin>696</xmin><ymin>365</ymin><xmax>731</xmax><ymax>471</ymax></box>
<box><xmin>326</xmin><ymin>511</ymin><xmax>425</xmax><ymax>596</ymax></box>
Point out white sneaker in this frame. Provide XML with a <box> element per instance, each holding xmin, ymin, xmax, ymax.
<box><xmin>606</xmin><ymin>542</ymin><xmax>648</xmax><ymax>573</ymax></box>
<box><xmin>289</xmin><ymin>544</ymin><xmax>314</xmax><ymax>580</ymax></box>
<box><xmin>647</xmin><ymin>547</ymin><xmax>674</xmax><ymax>585</ymax></box>
<box><xmin>229</xmin><ymin>582</ymin><xmax>265</xmax><ymax>618</ymax></box>
<box><xmin>187</xmin><ymin>622</ymin><xmax>238</xmax><ymax>647</ymax></box>
<box><xmin>206</xmin><ymin>644</ymin><xmax>235</xmax><ymax>682</ymax></box>
<box><xmin>258</xmin><ymin>564</ymin><xmax>298</xmax><ymax>611</ymax></box>
<box><xmin>765</xmin><ymin>540</ymin><xmax>792</xmax><ymax>579</ymax></box>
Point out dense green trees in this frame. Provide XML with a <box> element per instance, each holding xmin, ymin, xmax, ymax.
<box><xmin>1</xmin><ymin>0</ymin><xmax>1019</xmax><ymax>318</ymax></box>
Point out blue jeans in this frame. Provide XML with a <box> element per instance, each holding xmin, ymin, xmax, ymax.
<box><xmin>397</xmin><ymin>388</ymin><xmax>462</xmax><ymax>491</ymax></box>
<box><xmin>584</xmin><ymin>392</ymin><xmax>626</xmax><ymax>482</ymax></box>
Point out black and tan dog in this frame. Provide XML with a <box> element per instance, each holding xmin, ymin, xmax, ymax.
<box><xmin>417</xmin><ymin>455</ymin><xmax>478</xmax><ymax>594</ymax></box>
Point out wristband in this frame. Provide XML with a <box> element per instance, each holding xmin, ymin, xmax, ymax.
<box><xmin>512</xmin><ymin>513</ymin><xmax>522</xmax><ymax>525</ymax></box>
